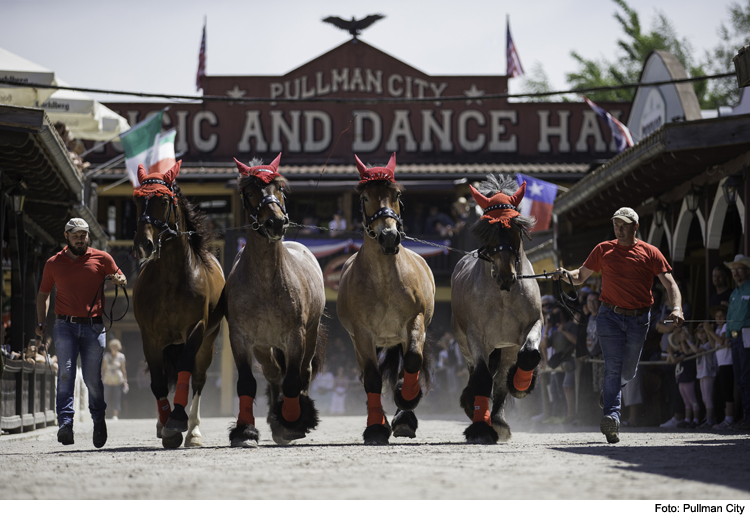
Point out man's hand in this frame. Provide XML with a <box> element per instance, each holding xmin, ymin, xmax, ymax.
<box><xmin>107</xmin><ymin>273</ymin><xmax>127</xmax><ymax>286</ymax></box>
<box><xmin>669</xmin><ymin>308</ymin><xmax>685</xmax><ymax>327</ymax></box>
<box><xmin>551</xmin><ymin>268</ymin><xmax>567</xmax><ymax>281</ymax></box>
<box><xmin>35</xmin><ymin>323</ymin><xmax>46</xmax><ymax>337</ymax></box>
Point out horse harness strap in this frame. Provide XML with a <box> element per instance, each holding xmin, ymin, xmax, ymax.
<box><xmin>240</xmin><ymin>184</ymin><xmax>289</xmax><ymax>237</ymax></box>
<box><xmin>137</xmin><ymin>179</ymin><xmax>180</xmax><ymax>239</ymax></box>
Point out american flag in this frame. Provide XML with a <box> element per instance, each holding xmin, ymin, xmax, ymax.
<box><xmin>506</xmin><ymin>17</ymin><xmax>524</xmax><ymax>78</ymax></box>
<box><xmin>196</xmin><ymin>20</ymin><xmax>206</xmax><ymax>91</ymax></box>
<box><xmin>582</xmin><ymin>96</ymin><xmax>634</xmax><ymax>153</ymax></box>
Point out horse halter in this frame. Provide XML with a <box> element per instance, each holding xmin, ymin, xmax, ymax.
<box><xmin>361</xmin><ymin>197</ymin><xmax>404</xmax><ymax>239</ymax></box>
<box><xmin>478</xmin><ymin>212</ymin><xmax>523</xmax><ymax>272</ymax></box>
<box><xmin>136</xmin><ymin>179</ymin><xmax>181</xmax><ymax>258</ymax></box>
<box><xmin>240</xmin><ymin>181</ymin><xmax>289</xmax><ymax>238</ymax></box>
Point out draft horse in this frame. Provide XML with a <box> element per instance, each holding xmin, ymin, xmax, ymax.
<box><xmin>450</xmin><ymin>174</ymin><xmax>543</xmax><ymax>444</ymax></box>
<box><xmin>132</xmin><ymin>161</ymin><xmax>225</xmax><ymax>448</ymax></box>
<box><xmin>225</xmin><ymin>154</ymin><xmax>327</xmax><ymax>447</ymax></box>
<box><xmin>337</xmin><ymin>153</ymin><xmax>435</xmax><ymax>445</ymax></box>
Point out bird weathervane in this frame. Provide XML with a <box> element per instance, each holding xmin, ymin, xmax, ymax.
<box><xmin>322</xmin><ymin>14</ymin><xmax>385</xmax><ymax>41</ymax></box>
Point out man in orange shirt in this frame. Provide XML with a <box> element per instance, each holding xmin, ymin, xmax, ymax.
<box><xmin>36</xmin><ymin>218</ymin><xmax>126</xmax><ymax>448</ymax></box>
<box><xmin>554</xmin><ymin>207</ymin><xmax>684</xmax><ymax>443</ymax></box>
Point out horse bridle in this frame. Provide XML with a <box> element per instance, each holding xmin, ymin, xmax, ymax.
<box><xmin>240</xmin><ymin>181</ymin><xmax>289</xmax><ymax>238</ymax></box>
<box><xmin>477</xmin><ymin>205</ymin><xmax>524</xmax><ymax>273</ymax></box>
<box><xmin>361</xmin><ymin>197</ymin><xmax>404</xmax><ymax>239</ymax></box>
<box><xmin>137</xmin><ymin>179</ymin><xmax>181</xmax><ymax>259</ymax></box>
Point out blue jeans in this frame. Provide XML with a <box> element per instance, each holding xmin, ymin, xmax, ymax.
<box><xmin>53</xmin><ymin>320</ymin><xmax>107</xmax><ymax>426</ymax></box>
<box><xmin>730</xmin><ymin>336</ymin><xmax>750</xmax><ymax>420</ymax></box>
<box><xmin>596</xmin><ymin>305</ymin><xmax>650</xmax><ymax>422</ymax></box>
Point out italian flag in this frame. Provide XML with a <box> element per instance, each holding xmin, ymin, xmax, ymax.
<box><xmin>119</xmin><ymin>110</ymin><xmax>177</xmax><ymax>186</ymax></box>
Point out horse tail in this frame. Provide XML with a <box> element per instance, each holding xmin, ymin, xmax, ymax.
<box><xmin>378</xmin><ymin>345</ymin><xmax>402</xmax><ymax>389</ymax></box>
<box><xmin>310</xmin><ymin>320</ymin><xmax>328</xmax><ymax>381</ymax></box>
<box><xmin>162</xmin><ymin>344</ymin><xmax>184</xmax><ymax>392</ymax></box>
<box><xmin>420</xmin><ymin>331</ymin><xmax>436</xmax><ymax>391</ymax></box>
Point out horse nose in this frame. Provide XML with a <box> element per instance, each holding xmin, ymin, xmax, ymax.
<box><xmin>377</xmin><ymin>228</ymin><xmax>400</xmax><ymax>254</ymax></box>
<box><xmin>264</xmin><ymin>216</ymin><xmax>286</xmax><ymax>239</ymax></box>
<box><xmin>137</xmin><ymin>239</ymin><xmax>153</xmax><ymax>259</ymax></box>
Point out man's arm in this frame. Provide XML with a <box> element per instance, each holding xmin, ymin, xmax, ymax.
<box><xmin>36</xmin><ymin>290</ymin><xmax>51</xmax><ymax>337</ymax></box>
<box><xmin>552</xmin><ymin>266</ymin><xmax>594</xmax><ymax>286</ymax></box>
<box><xmin>658</xmin><ymin>272</ymin><xmax>684</xmax><ymax>327</ymax></box>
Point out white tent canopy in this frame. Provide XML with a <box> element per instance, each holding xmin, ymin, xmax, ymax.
<box><xmin>0</xmin><ymin>47</ymin><xmax>58</xmax><ymax>107</ymax></box>
<box><xmin>0</xmin><ymin>47</ymin><xmax>129</xmax><ymax>141</ymax></box>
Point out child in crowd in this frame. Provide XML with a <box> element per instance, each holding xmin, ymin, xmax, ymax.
<box><xmin>705</xmin><ymin>306</ymin><xmax>735</xmax><ymax>429</ymax></box>
<box><xmin>667</xmin><ymin>326</ymin><xmax>700</xmax><ymax>428</ymax></box>
<box><xmin>686</xmin><ymin>323</ymin><xmax>718</xmax><ymax>427</ymax></box>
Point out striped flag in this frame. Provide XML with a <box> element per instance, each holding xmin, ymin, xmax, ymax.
<box><xmin>506</xmin><ymin>17</ymin><xmax>524</xmax><ymax>78</ymax></box>
<box><xmin>119</xmin><ymin>111</ymin><xmax>174</xmax><ymax>186</ymax></box>
<box><xmin>196</xmin><ymin>19</ymin><xmax>206</xmax><ymax>91</ymax></box>
<box><xmin>582</xmin><ymin>96</ymin><xmax>634</xmax><ymax>153</ymax></box>
<box><xmin>515</xmin><ymin>173</ymin><xmax>557</xmax><ymax>232</ymax></box>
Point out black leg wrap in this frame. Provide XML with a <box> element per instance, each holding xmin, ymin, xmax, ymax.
<box><xmin>506</xmin><ymin>365</ymin><xmax>539</xmax><ymax>399</ymax></box>
<box><xmin>517</xmin><ymin>348</ymin><xmax>542</xmax><ymax>371</ymax></box>
<box><xmin>165</xmin><ymin>403</ymin><xmax>189</xmax><ymax>432</ymax></box>
<box><xmin>393</xmin><ymin>379</ymin><xmax>423</xmax><ymax>411</ymax></box>
<box><xmin>392</xmin><ymin>409</ymin><xmax>418</xmax><ymax>438</ymax></box>
<box><xmin>270</xmin><ymin>393</ymin><xmax>319</xmax><ymax>433</ymax></box>
<box><xmin>363</xmin><ymin>421</ymin><xmax>392</xmax><ymax>445</ymax></box>
<box><xmin>463</xmin><ymin>421</ymin><xmax>499</xmax><ymax>444</ymax></box>
<box><xmin>459</xmin><ymin>384</ymin><xmax>477</xmax><ymax>420</ymax></box>
<box><xmin>229</xmin><ymin>422</ymin><xmax>260</xmax><ymax>447</ymax></box>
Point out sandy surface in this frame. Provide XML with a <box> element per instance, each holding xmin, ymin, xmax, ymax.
<box><xmin>2</xmin><ymin>414</ymin><xmax>749</xmax><ymax>501</ymax></box>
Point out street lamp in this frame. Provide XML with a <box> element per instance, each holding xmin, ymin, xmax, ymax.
<box><xmin>654</xmin><ymin>201</ymin><xmax>667</xmax><ymax>227</ymax></box>
<box><xmin>685</xmin><ymin>184</ymin><xmax>702</xmax><ymax>214</ymax></box>
<box><xmin>723</xmin><ymin>174</ymin><xmax>741</xmax><ymax>207</ymax></box>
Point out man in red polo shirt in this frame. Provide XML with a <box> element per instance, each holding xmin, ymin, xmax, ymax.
<box><xmin>36</xmin><ymin>218</ymin><xmax>126</xmax><ymax>448</ymax></box>
<box><xmin>554</xmin><ymin>207</ymin><xmax>684</xmax><ymax>443</ymax></box>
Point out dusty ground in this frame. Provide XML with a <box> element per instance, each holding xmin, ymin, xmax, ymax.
<box><xmin>2</xmin><ymin>413</ymin><xmax>749</xmax><ymax>501</ymax></box>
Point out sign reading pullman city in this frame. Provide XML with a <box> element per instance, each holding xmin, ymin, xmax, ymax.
<box><xmin>97</xmin><ymin>41</ymin><xmax>630</xmax><ymax>165</ymax></box>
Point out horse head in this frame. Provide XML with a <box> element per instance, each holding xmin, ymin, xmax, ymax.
<box><xmin>235</xmin><ymin>154</ymin><xmax>289</xmax><ymax>242</ymax></box>
<box><xmin>133</xmin><ymin>161</ymin><xmax>182</xmax><ymax>260</ymax></box>
<box><xmin>355</xmin><ymin>153</ymin><xmax>403</xmax><ymax>255</ymax></box>
<box><xmin>470</xmin><ymin>176</ymin><xmax>534</xmax><ymax>291</ymax></box>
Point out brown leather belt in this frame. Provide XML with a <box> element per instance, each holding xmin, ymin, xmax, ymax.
<box><xmin>601</xmin><ymin>302</ymin><xmax>650</xmax><ymax>317</ymax></box>
<box><xmin>57</xmin><ymin>315</ymin><xmax>103</xmax><ymax>324</ymax></box>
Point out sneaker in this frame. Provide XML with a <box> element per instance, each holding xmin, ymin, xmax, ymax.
<box><xmin>660</xmin><ymin>417</ymin><xmax>679</xmax><ymax>428</ymax></box>
<box><xmin>57</xmin><ymin>424</ymin><xmax>74</xmax><ymax>445</ymax></box>
<box><xmin>112</xmin><ymin>416</ymin><xmax>118</xmax><ymax>421</ymax></box>
<box><xmin>734</xmin><ymin>420</ymin><xmax>750</xmax><ymax>431</ymax></box>
<box><xmin>93</xmin><ymin>420</ymin><xmax>107</xmax><ymax>448</ymax></box>
<box><xmin>600</xmin><ymin>415</ymin><xmax>620</xmax><ymax>444</ymax></box>
<box><xmin>676</xmin><ymin>420</ymin><xmax>690</xmax><ymax>428</ymax></box>
<box><xmin>699</xmin><ymin>419</ymin><xmax>716</xmax><ymax>429</ymax></box>
<box><xmin>713</xmin><ymin>419</ymin><xmax>734</xmax><ymax>430</ymax></box>
<box><xmin>687</xmin><ymin>419</ymin><xmax>699</xmax><ymax>429</ymax></box>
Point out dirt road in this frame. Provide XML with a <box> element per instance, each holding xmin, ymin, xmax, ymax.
<box><xmin>2</xmin><ymin>414</ymin><xmax>749</xmax><ymax>501</ymax></box>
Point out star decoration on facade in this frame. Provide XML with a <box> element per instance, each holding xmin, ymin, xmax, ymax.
<box><xmin>226</xmin><ymin>85</ymin><xmax>247</xmax><ymax>99</ymax></box>
<box><xmin>463</xmin><ymin>84</ymin><xmax>485</xmax><ymax>106</ymax></box>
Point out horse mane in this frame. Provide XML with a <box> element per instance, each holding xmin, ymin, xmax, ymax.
<box><xmin>471</xmin><ymin>173</ymin><xmax>536</xmax><ymax>245</ymax></box>
<box><xmin>355</xmin><ymin>179</ymin><xmax>403</xmax><ymax>194</ymax></box>
<box><xmin>174</xmin><ymin>184</ymin><xmax>215</xmax><ymax>266</ymax></box>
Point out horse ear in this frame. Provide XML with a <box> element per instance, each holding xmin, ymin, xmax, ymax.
<box><xmin>469</xmin><ymin>185</ymin><xmax>490</xmax><ymax>210</ymax></box>
<box><xmin>137</xmin><ymin>164</ymin><xmax>148</xmax><ymax>185</ymax></box>
<box><xmin>510</xmin><ymin>181</ymin><xmax>526</xmax><ymax>207</ymax></box>
<box><xmin>234</xmin><ymin>157</ymin><xmax>251</xmax><ymax>176</ymax></box>
<box><xmin>270</xmin><ymin>152</ymin><xmax>282</xmax><ymax>172</ymax></box>
<box><xmin>162</xmin><ymin>160</ymin><xmax>181</xmax><ymax>185</ymax></box>
<box><xmin>386</xmin><ymin>152</ymin><xmax>396</xmax><ymax>174</ymax></box>
<box><xmin>354</xmin><ymin>155</ymin><xmax>367</xmax><ymax>178</ymax></box>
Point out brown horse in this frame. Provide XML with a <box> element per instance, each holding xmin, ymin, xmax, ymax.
<box><xmin>132</xmin><ymin>161</ymin><xmax>225</xmax><ymax>448</ymax></box>
<box><xmin>225</xmin><ymin>154</ymin><xmax>326</xmax><ymax>447</ymax></box>
<box><xmin>451</xmin><ymin>174</ymin><xmax>542</xmax><ymax>444</ymax></box>
<box><xmin>337</xmin><ymin>153</ymin><xmax>435</xmax><ymax>445</ymax></box>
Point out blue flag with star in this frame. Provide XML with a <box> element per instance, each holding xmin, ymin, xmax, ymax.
<box><xmin>515</xmin><ymin>173</ymin><xmax>557</xmax><ymax>232</ymax></box>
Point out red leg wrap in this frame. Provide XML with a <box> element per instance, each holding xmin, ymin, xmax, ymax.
<box><xmin>157</xmin><ymin>398</ymin><xmax>171</xmax><ymax>426</ymax></box>
<box><xmin>514</xmin><ymin>368</ymin><xmax>534</xmax><ymax>392</ymax></box>
<box><xmin>401</xmin><ymin>371</ymin><xmax>420</xmax><ymax>401</ymax></box>
<box><xmin>473</xmin><ymin>396</ymin><xmax>491</xmax><ymax>425</ymax></box>
<box><xmin>366</xmin><ymin>393</ymin><xmax>385</xmax><ymax>427</ymax></box>
<box><xmin>174</xmin><ymin>371</ymin><xmax>191</xmax><ymax>408</ymax></box>
<box><xmin>282</xmin><ymin>396</ymin><xmax>300</xmax><ymax>422</ymax></box>
<box><xmin>238</xmin><ymin>395</ymin><xmax>255</xmax><ymax>426</ymax></box>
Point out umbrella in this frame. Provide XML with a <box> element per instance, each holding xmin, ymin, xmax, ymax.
<box><xmin>0</xmin><ymin>47</ymin><xmax>58</xmax><ymax>107</ymax></box>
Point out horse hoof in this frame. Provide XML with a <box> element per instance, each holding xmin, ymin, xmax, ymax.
<box><xmin>271</xmin><ymin>433</ymin><xmax>292</xmax><ymax>446</ymax></box>
<box><xmin>491</xmin><ymin>417</ymin><xmax>512</xmax><ymax>442</ymax></box>
<box><xmin>231</xmin><ymin>438</ymin><xmax>258</xmax><ymax>448</ymax></box>
<box><xmin>392</xmin><ymin>409</ymin><xmax>418</xmax><ymax>438</ymax></box>
<box><xmin>229</xmin><ymin>423</ymin><xmax>260</xmax><ymax>448</ymax></box>
<box><xmin>185</xmin><ymin>433</ymin><xmax>203</xmax><ymax>447</ymax></box>
<box><xmin>156</xmin><ymin>421</ymin><xmax>163</xmax><ymax>439</ymax></box>
<box><xmin>464</xmin><ymin>421</ymin><xmax>499</xmax><ymax>444</ymax></box>
<box><xmin>161</xmin><ymin>429</ymin><xmax>183</xmax><ymax>449</ymax></box>
<box><xmin>165</xmin><ymin>404</ymin><xmax>189</xmax><ymax>432</ymax></box>
<box><xmin>363</xmin><ymin>423</ymin><xmax>391</xmax><ymax>445</ymax></box>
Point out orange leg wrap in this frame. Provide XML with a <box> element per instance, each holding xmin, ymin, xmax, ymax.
<box><xmin>238</xmin><ymin>395</ymin><xmax>255</xmax><ymax>426</ymax></box>
<box><xmin>513</xmin><ymin>368</ymin><xmax>534</xmax><ymax>392</ymax></box>
<box><xmin>157</xmin><ymin>398</ymin><xmax>171</xmax><ymax>426</ymax></box>
<box><xmin>282</xmin><ymin>396</ymin><xmax>301</xmax><ymax>422</ymax></box>
<box><xmin>174</xmin><ymin>371</ymin><xmax>191</xmax><ymax>408</ymax></box>
<box><xmin>473</xmin><ymin>396</ymin><xmax>491</xmax><ymax>425</ymax></box>
<box><xmin>401</xmin><ymin>371</ymin><xmax>420</xmax><ymax>401</ymax></box>
<box><xmin>366</xmin><ymin>393</ymin><xmax>385</xmax><ymax>427</ymax></box>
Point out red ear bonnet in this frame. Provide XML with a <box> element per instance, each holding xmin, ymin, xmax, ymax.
<box><xmin>133</xmin><ymin>160</ymin><xmax>181</xmax><ymax>203</ymax></box>
<box><xmin>234</xmin><ymin>153</ymin><xmax>283</xmax><ymax>185</ymax></box>
<box><xmin>469</xmin><ymin>181</ymin><xmax>526</xmax><ymax>228</ymax></box>
<box><xmin>355</xmin><ymin>152</ymin><xmax>397</xmax><ymax>183</ymax></box>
